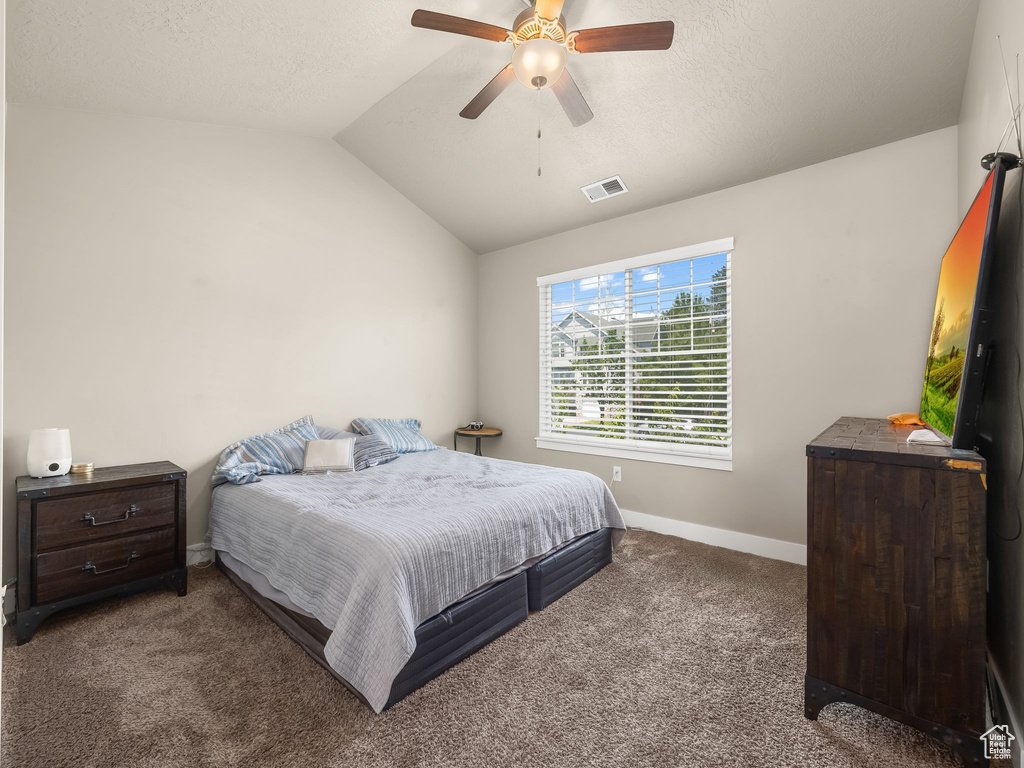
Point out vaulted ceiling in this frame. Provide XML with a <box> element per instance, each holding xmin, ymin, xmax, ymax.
<box><xmin>9</xmin><ymin>0</ymin><xmax>980</xmax><ymax>253</ymax></box>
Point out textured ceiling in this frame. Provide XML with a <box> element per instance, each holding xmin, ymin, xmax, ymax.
<box><xmin>7</xmin><ymin>0</ymin><xmax>525</xmax><ymax>135</ymax></box>
<box><xmin>8</xmin><ymin>0</ymin><xmax>979</xmax><ymax>253</ymax></box>
<box><xmin>339</xmin><ymin>0</ymin><xmax>980</xmax><ymax>253</ymax></box>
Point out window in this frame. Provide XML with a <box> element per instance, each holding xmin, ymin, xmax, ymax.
<box><xmin>537</xmin><ymin>238</ymin><xmax>732</xmax><ymax>470</ymax></box>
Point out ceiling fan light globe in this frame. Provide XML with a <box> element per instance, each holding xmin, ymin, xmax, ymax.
<box><xmin>512</xmin><ymin>38</ymin><xmax>565</xmax><ymax>90</ymax></box>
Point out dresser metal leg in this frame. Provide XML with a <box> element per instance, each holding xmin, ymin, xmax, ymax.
<box><xmin>804</xmin><ymin>675</ymin><xmax>826</xmax><ymax>720</ymax></box>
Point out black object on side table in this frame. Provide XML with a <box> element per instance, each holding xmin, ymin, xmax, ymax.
<box><xmin>15</xmin><ymin>461</ymin><xmax>188</xmax><ymax>644</ymax></box>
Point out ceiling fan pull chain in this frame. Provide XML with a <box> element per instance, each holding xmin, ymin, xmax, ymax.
<box><xmin>537</xmin><ymin>90</ymin><xmax>542</xmax><ymax>177</ymax></box>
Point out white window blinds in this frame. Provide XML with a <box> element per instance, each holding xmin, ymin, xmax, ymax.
<box><xmin>537</xmin><ymin>238</ymin><xmax>732</xmax><ymax>469</ymax></box>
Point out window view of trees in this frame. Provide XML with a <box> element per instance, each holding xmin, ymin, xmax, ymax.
<box><xmin>545</xmin><ymin>253</ymin><xmax>730</xmax><ymax>451</ymax></box>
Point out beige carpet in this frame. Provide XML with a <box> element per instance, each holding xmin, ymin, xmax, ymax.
<box><xmin>2</xmin><ymin>530</ymin><xmax>990</xmax><ymax>767</ymax></box>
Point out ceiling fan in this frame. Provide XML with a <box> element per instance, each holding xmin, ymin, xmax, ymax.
<box><xmin>411</xmin><ymin>1</ymin><xmax>674</xmax><ymax>127</ymax></box>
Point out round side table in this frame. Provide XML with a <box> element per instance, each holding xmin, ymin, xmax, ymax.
<box><xmin>454</xmin><ymin>427</ymin><xmax>502</xmax><ymax>456</ymax></box>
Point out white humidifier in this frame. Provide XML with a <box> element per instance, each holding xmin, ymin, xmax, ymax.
<box><xmin>27</xmin><ymin>428</ymin><xmax>72</xmax><ymax>478</ymax></box>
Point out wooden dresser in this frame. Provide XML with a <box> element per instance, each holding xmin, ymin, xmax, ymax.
<box><xmin>15</xmin><ymin>461</ymin><xmax>187</xmax><ymax>644</ymax></box>
<box><xmin>805</xmin><ymin>417</ymin><xmax>987</xmax><ymax>766</ymax></box>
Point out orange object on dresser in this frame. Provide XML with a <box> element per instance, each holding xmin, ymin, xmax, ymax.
<box><xmin>887</xmin><ymin>412</ymin><xmax>926</xmax><ymax>426</ymax></box>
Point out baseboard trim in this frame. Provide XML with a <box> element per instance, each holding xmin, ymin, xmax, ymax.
<box><xmin>989</xmin><ymin>655</ymin><xmax>1023</xmax><ymax>767</ymax></box>
<box><xmin>620</xmin><ymin>509</ymin><xmax>807</xmax><ymax>565</ymax></box>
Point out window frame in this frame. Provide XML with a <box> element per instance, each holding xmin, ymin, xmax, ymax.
<box><xmin>536</xmin><ymin>237</ymin><xmax>733</xmax><ymax>471</ymax></box>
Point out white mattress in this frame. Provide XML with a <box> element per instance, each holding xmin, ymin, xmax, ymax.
<box><xmin>218</xmin><ymin>550</ymin><xmax>316</xmax><ymax>617</ymax></box>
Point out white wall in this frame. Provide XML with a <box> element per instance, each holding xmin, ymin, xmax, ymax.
<box><xmin>2</xmin><ymin>105</ymin><xmax>478</xmax><ymax>577</ymax></box>
<box><xmin>957</xmin><ymin>0</ymin><xmax>1024</xmax><ymax>750</ymax></box>
<box><xmin>958</xmin><ymin>0</ymin><xmax>1024</xmax><ymax>217</ymax></box>
<box><xmin>1</xmin><ymin>0</ymin><xmax>7</xmax><ymax>738</ymax></box>
<box><xmin>477</xmin><ymin>127</ymin><xmax>959</xmax><ymax>548</ymax></box>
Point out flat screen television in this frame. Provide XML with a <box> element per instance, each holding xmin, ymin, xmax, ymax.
<box><xmin>919</xmin><ymin>163</ymin><xmax>1007</xmax><ymax>449</ymax></box>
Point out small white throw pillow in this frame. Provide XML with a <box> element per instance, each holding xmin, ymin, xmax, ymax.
<box><xmin>302</xmin><ymin>438</ymin><xmax>355</xmax><ymax>474</ymax></box>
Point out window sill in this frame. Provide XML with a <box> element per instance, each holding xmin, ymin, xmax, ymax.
<box><xmin>535</xmin><ymin>437</ymin><xmax>732</xmax><ymax>471</ymax></box>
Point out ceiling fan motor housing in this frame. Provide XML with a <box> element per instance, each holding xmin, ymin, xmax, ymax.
<box><xmin>511</xmin><ymin>8</ymin><xmax>567</xmax><ymax>44</ymax></box>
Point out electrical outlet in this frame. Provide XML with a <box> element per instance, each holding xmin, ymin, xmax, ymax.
<box><xmin>612</xmin><ymin>466</ymin><xmax>622</xmax><ymax>482</ymax></box>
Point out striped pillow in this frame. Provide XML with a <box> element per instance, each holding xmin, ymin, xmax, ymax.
<box><xmin>212</xmin><ymin>416</ymin><xmax>319</xmax><ymax>486</ymax></box>
<box><xmin>317</xmin><ymin>425</ymin><xmax>359</xmax><ymax>440</ymax></box>
<box><xmin>353</xmin><ymin>434</ymin><xmax>400</xmax><ymax>471</ymax></box>
<box><xmin>351</xmin><ymin>418</ymin><xmax>438</xmax><ymax>454</ymax></box>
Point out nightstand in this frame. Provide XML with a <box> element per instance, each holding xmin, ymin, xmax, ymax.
<box><xmin>15</xmin><ymin>461</ymin><xmax>188</xmax><ymax>644</ymax></box>
<box><xmin>454</xmin><ymin>427</ymin><xmax>502</xmax><ymax>456</ymax></box>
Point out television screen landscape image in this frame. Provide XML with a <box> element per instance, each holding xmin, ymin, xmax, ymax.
<box><xmin>919</xmin><ymin>169</ymin><xmax>998</xmax><ymax>441</ymax></box>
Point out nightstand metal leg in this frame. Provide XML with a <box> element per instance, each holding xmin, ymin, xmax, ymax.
<box><xmin>475</xmin><ymin>438</ymin><xmax>482</xmax><ymax>456</ymax></box>
<box><xmin>170</xmin><ymin>568</ymin><xmax>188</xmax><ymax>597</ymax></box>
<box><xmin>15</xmin><ymin>611</ymin><xmax>45</xmax><ymax>645</ymax></box>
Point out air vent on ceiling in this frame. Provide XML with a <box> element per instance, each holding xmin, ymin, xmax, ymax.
<box><xmin>581</xmin><ymin>175</ymin><xmax>628</xmax><ymax>203</ymax></box>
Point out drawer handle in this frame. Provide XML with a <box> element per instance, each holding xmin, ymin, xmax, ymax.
<box><xmin>83</xmin><ymin>551</ymin><xmax>139</xmax><ymax>575</ymax></box>
<box><xmin>82</xmin><ymin>505</ymin><xmax>139</xmax><ymax>526</ymax></box>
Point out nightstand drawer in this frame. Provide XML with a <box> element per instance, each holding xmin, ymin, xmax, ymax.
<box><xmin>35</xmin><ymin>484</ymin><xmax>175</xmax><ymax>550</ymax></box>
<box><xmin>35</xmin><ymin>528</ymin><xmax>176</xmax><ymax>604</ymax></box>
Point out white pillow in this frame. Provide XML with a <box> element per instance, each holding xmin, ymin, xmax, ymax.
<box><xmin>302</xmin><ymin>438</ymin><xmax>355</xmax><ymax>474</ymax></box>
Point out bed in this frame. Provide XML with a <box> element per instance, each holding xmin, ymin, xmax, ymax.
<box><xmin>210</xmin><ymin>448</ymin><xmax>625</xmax><ymax>711</ymax></box>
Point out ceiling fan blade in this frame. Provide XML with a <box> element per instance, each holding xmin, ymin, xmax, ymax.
<box><xmin>460</xmin><ymin>65</ymin><xmax>516</xmax><ymax>119</ymax></box>
<box><xmin>411</xmin><ymin>10</ymin><xmax>510</xmax><ymax>43</ymax></box>
<box><xmin>534</xmin><ymin>0</ymin><xmax>565</xmax><ymax>21</ymax></box>
<box><xmin>551</xmin><ymin>68</ymin><xmax>593</xmax><ymax>127</ymax></box>
<box><xmin>571</xmin><ymin>21</ymin><xmax>675</xmax><ymax>53</ymax></box>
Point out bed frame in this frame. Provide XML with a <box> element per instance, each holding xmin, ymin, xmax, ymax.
<box><xmin>216</xmin><ymin>526</ymin><xmax>613</xmax><ymax>709</ymax></box>
<box><xmin>526</xmin><ymin>526</ymin><xmax>612</xmax><ymax>611</ymax></box>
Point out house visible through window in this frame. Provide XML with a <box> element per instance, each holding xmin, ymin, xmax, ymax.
<box><xmin>537</xmin><ymin>238</ymin><xmax>733</xmax><ymax>470</ymax></box>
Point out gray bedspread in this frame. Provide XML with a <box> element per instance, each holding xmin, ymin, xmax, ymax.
<box><xmin>210</xmin><ymin>449</ymin><xmax>625</xmax><ymax>711</ymax></box>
